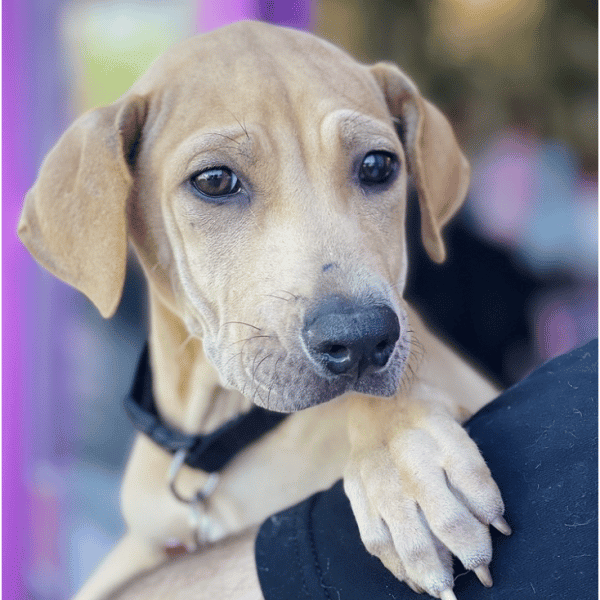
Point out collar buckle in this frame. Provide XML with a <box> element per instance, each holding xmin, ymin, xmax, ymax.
<box><xmin>168</xmin><ymin>448</ymin><xmax>220</xmax><ymax>548</ymax></box>
<box><xmin>168</xmin><ymin>448</ymin><xmax>220</xmax><ymax>505</ymax></box>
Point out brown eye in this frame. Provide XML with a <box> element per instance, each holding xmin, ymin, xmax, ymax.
<box><xmin>359</xmin><ymin>151</ymin><xmax>398</xmax><ymax>185</ymax></box>
<box><xmin>191</xmin><ymin>167</ymin><xmax>241</xmax><ymax>198</ymax></box>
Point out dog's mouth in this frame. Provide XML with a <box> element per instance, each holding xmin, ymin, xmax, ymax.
<box><xmin>212</xmin><ymin>299</ymin><xmax>411</xmax><ymax>412</ymax></box>
<box><xmin>241</xmin><ymin>336</ymin><xmax>410</xmax><ymax>412</ymax></box>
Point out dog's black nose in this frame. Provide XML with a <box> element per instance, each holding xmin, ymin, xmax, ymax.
<box><xmin>302</xmin><ymin>297</ymin><xmax>400</xmax><ymax>376</ymax></box>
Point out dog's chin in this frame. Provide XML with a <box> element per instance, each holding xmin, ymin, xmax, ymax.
<box><xmin>249</xmin><ymin>350</ymin><xmax>408</xmax><ymax>413</ymax></box>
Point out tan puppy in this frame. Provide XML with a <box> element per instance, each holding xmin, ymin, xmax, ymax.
<box><xmin>19</xmin><ymin>21</ymin><xmax>509</xmax><ymax>600</ymax></box>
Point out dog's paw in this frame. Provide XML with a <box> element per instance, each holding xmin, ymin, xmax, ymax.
<box><xmin>344</xmin><ymin>399</ymin><xmax>510</xmax><ymax>599</ymax></box>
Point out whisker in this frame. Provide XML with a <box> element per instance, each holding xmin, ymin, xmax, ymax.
<box><xmin>247</xmin><ymin>205</ymin><xmax>262</xmax><ymax>233</ymax></box>
<box><xmin>266</xmin><ymin>289</ymin><xmax>300</xmax><ymax>302</ymax></box>
<box><xmin>265</xmin><ymin>294</ymin><xmax>292</xmax><ymax>302</ymax></box>
<box><xmin>253</xmin><ymin>353</ymin><xmax>272</xmax><ymax>380</ymax></box>
<box><xmin>211</xmin><ymin>132</ymin><xmax>242</xmax><ymax>146</ymax></box>
<box><xmin>224</xmin><ymin>109</ymin><xmax>251</xmax><ymax>141</ymax></box>
<box><xmin>239</xmin><ymin>335</ymin><xmax>264</xmax><ymax>363</ymax></box>
<box><xmin>223</xmin><ymin>349</ymin><xmax>244</xmax><ymax>370</ymax></box>
<box><xmin>224</xmin><ymin>332</ymin><xmax>268</xmax><ymax>369</ymax></box>
<box><xmin>228</xmin><ymin>334</ymin><xmax>273</xmax><ymax>347</ymax></box>
<box><xmin>250</xmin><ymin>353</ymin><xmax>272</xmax><ymax>406</ymax></box>
<box><xmin>280</xmin><ymin>290</ymin><xmax>299</xmax><ymax>300</ymax></box>
<box><xmin>221</xmin><ymin>321</ymin><xmax>261</xmax><ymax>331</ymax></box>
<box><xmin>250</xmin><ymin>350</ymin><xmax>261</xmax><ymax>384</ymax></box>
<box><xmin>400</xmin><ymin>361</ymin><xmax>417</xmax><ymax>393</ymax></box>
<box><xmin>267</xmin><ymin>355</ymin><xmax>285</xmax><ymax>406</ymax></box>
<box><xmin>252</xmin><ymin>386</ymin><xmax>265</xmax><ymax>406</ymax></box>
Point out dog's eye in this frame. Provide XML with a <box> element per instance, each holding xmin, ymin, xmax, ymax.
<box><xmin>359</xmin><ymin>152</ymin><xmax>398</xmax><ymax>186</ymax></box>
<box><xmin>191</xmin><ymin>167</ymin><xmax>241</xmax><ymax>198</ymax></box>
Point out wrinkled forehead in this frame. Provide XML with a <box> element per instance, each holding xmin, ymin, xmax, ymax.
<box><xmin>163</xmin><ymin>108</ymin><xmax>401</xmax><ymax>188</ymax></box>
<box><xmin>133</xmin><ymin>22</ymin><xmax>392</xmax><ymax>152</ymax></box>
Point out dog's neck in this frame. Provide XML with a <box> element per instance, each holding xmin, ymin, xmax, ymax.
<box><xmin>147</xmin><ymin>291</ymin><xmax>252</xmax><ymax>435</ymax></box>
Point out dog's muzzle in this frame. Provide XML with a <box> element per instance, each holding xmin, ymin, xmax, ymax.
<box><xmin>302</xmin><ymin>296</ymin><xmax>400</xmax><ymax>379</ymax></box>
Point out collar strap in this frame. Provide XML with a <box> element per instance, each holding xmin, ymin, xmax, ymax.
<box><xmin>124</xmin><ymin>344</ymin><xmax>288</xmax><ymax>473</ymax></box>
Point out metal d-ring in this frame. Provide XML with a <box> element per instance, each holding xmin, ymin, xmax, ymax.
<box><xmin>167</xmin><ymin>448</ymin><xmax>220</xmax><ymax>505</ymax></box>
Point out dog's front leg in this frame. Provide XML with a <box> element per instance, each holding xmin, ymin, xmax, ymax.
<box><xmin>75</xmin><ymin>436</ymin><xmax>226</xmax><ymax>600</ymax></box>
<box><xmin>72</xmin><ymin>532</ymin><xmax>167</xmax><ymax>600</ymax></box>
<box><xmin>344</xmin><ymin>389</ymin><xmax>510</xmax><ymax>599</ymax></box>
<box><xmin>121</xmin><ymin>435</ymin><xmax>229</xmax><ymax>550</ymax></box>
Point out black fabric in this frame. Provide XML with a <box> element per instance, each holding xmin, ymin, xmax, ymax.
<box><xmin>256</xmin><ymin>340</ymin><xmax>598</xmax><ymax>599</ymax></box>
<box><xmin>123</xmin><ymin>344</ymin><xmax>288</xmax><ymax>473</ymax></box>
<box><xmin>404</xmin><ymin>197</ymin><xmax>545</xmax><ymax>387</ymax></box>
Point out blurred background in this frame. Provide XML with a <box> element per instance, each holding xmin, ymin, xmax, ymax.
<box><xmin>3</xmin><ymin>0</ymin><xmax>596</xmax><ymax>597</ymax></box>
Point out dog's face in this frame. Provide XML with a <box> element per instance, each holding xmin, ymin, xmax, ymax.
<box><xmin>19</xmin><ymin>22</ymin><xmax>470</xmax><ymax>412</ymax></box>
<box><xmin>130</xmin><ymin>26</ymin><xmax>412</xmax><ymax>410</ymax></box>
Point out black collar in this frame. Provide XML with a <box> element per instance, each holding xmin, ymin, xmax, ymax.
<box><xmin>124</xmin><ymin>344</ymin><xmax>288</xmax><ymax>473</ymax></box>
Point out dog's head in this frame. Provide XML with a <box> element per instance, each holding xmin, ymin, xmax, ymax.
<box><xmin>19</xmin><ymin>21</ymin><xmax>469</xmax><ymax>411</ymax></box>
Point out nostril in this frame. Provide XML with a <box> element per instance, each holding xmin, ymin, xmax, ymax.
<box><xmin>325</xmin><ymin>344</ymin><xmax>349</xmax><ymax>360</ymax></box>
<box><xmin>372</xmin><ymin>338</ymin><xmax>395</xmax><ymax>367</ymax></box>
<box><xmin>315</xmin><ymin>342</ymin><xmax>354</xmax><ymax>375</ymax></box>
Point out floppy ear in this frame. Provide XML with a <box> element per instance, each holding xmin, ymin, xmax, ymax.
<box><xmin>370</xmin><ymin>62</ymin><xmax>470</xmax><ymax>263</ymax></box>
<box><xmin>18</xmin><ymin>95</ymin><xmax>148</xmax><ymax>318</ymax></box>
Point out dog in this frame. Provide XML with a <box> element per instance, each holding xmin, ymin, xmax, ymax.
<box><xmin>19</xmin><ymin>21</ymin><xmax>510</xmax><ymax>600</ymax></box>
